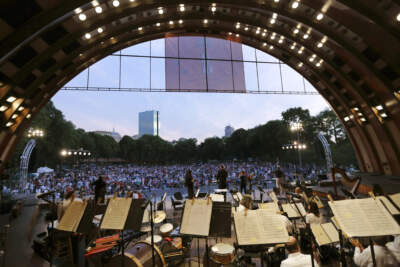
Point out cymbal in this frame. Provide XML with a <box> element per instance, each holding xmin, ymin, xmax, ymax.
<box><xmin>153</xmin><ymin>211</ymin><xmax>166</xmax><ymax>224</ymax></box>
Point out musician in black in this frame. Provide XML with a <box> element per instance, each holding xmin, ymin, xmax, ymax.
<box><xmin>275</xmin><ymin>165</ymin><xmax>285</xmax><ymax>195</ymax></box>
<box><xmin>91</xmin><ymin>176</ymin><xmax>106</xmax><ymax>204</ymax></box>
<box><xmin>185</xmin><ymin>169</ymin><xmax>194</xmax><ymax>198</ymax></box>
<box><xmin>216</xmin><ymin>164</ymin><xmax>228</xmax><ymax>201</ymax></box>
<box><xmin>239</xmin><ymin>171</ymin><xmax>247</xmax><ymax>194</ymax></box>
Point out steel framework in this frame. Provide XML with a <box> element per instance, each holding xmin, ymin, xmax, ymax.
<box><xmin>19</xmin><ymin>139</ymin><xmax>36</xmax><ymax>186</ymax></box>
<box><xmin>317</xmin><ymin>132</ymin><xmax>333</xmax><ymax>172</ymax></box>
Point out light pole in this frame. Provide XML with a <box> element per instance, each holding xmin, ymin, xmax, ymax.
<box><xmin>290</xmin><ymin>122</ymin><xmax>303</xmax><ymax>170</ymax></box>
<box><xmin>20</xmin><ymin>128</ymin><xmax>45</xmax><ymax>190</ymax></box>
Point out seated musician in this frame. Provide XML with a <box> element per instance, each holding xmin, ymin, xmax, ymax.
<box><xmin>386</xmin><ymin>235</ymin><xmax>400</xmax><ymax>262</ymax></box>
<box><xmin>236</xmin><ymin>194</ymin><xmax>253</xmax><ymax>212</ymax></box>
<box><xmin>280</xmin><ymin>236</ymin><xmax>319</xmax><ymax>267</ymax></box>
<box><xmin>305</xmin><ymin>202</ymin><xmax>322</xmax><ymax>225</ymax></box>
<box><xmin>350</xmin><ymin>236</ymin><xmax>398</xmax><ymax>267</ymax></box>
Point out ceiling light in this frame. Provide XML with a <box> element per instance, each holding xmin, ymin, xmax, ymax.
<box><xmin>95</xmin><ymin>6</ymin><xmax>102</xmax><ymax>13</ymax></box>
<box><xmin>158</xmin><ymin>8</ymin><xmax>164</xmax><ymax>15</ymax></box>
<box><xmin>298</xmin><ymin>62</ymin><xmax>303</xmax><ymax>67</ymax></box>
<box><xmin>244</xmin><ymin>27</ymin><xmax>248</xmax><ymax>31</ymax></box>
<box><xmin>316</xmin><ymin>13</ymin><xmax>324</xmax><ymax>20</ymax></box>
<box><xmin>156</xmin><ymin>22</ymin><xmax>160</xmax><ymax>27</ymax></box>
<box><xmin>270</xmin><ymin>35</ymin><xmax>275</xmax><ymax>40</ymax></box>
<box><xmin>291</xmin><ymin>1</ymin><xmax>299</xmax><ymax>9</ymax></box>
<box><xmin>85</xmin><ymin>33</ymin><xmax>91</xmax><ymax>39</ymax></box>
<box><xmin>130</xmin><ymin>0</ymin><xmax>135</xmax><ymax>2</ymax></box>
<box><xmin>236</xmin><ymin>34</ymin><xmax>240</xmax><ymax>37</ymax></box>
<box><xmin>6</xmin><ymin>122</ymin><xmax>13</xmax><ymax>127</ymax></box>
<box><xmin>138</xmin><ymin>26</ymin><xmax>143</xmax><ymax>30</ymax></box>
<box><xmin>290</xmin><ymin>44</ymin><xmax>295</xmax><ymax>49</ymax></box>
<box><xmin>203</xmin><ymin>19</ymin><xmax>208</xmax><ymax>24</ymax></box>
<box><xmin>11</xmin><ymin>114</ymin><xmax>17</xmax><ymax>119</ymax></box>
<box><xmin>360</xmin><ymin>118</ymin><xmax>366</xmax><ymax>122</ymax></box>
<box><xmin>178</xmin><ymin>19</ymin><xmax>183</xmax><ymax>24</ymax></box>
<box><xmin>375</xmin><ymin>105</ymin><xmax>383</xmax><ymax>110</ymax></box>
<box><xmin>269</xmin><ymin>45</ymin><xmax>274</xmax><ymax>50</ymax></box>
<box><xmin>263</xmin><ymin>43</ymin><xmax>267</xmax><ymax>46</ymax></box>
<box><xmin>396</xmin><ymin>13</ymin><xmax>400</xmax><ymax>22</ymax></box>
<box><xmin>380</xmin><ymin>113</ymin><xmax>388</xmax><ymax>118</ymax></box>
<box><xmin>228</xmin><ymin>32</ymin><xmax>232</xmax><ymax>35</ymax></box>
<box><xmin>317</xmin><ymin>42</ymin><xmax>323</xmax><ymax>48</ymax></box>
<box><xmin>169</xmin><ymin>20</ymin><xmax>174</xmax><ymax>25</ymax></box>
<box><xmin>316</xmin><ymin>62</ymin><xmax>321</xmax><ymax>67</ymax></box>
<box><xmin>78</xmin><ymin>13</ymin><xmax>86</xmax><ymax>21</ymax></box>
<box><xmin>353</xmin><ymin>107</ymin><xmax>359</xmax><ymax>111</ymax></box>
<box><xmin>18</xmin><ymin>106</ymin><xmax>24</xmax><ymax>111</ymax></box>
<box><xmin>97</xmin><ymin>27</ymin><xmax>103</xmax><ymax>33</ymax></box>
<box><xmin>278</xmin><ymin>39</ymin><xmax>283</xmax><ymax>43</ymax></box>
<box><xmin>256</xmin><ymin>30</ymin><xmax>260</xmax><ymax>34</ymax></box>
<box><xmin>211</xmin><ymin>6</ymin><xmax>216</xmax><ymax>12</ymax></box>
<box><xmin>27</xmin><ymin>114</ymin><xmax>31</xmax><ymax>119</ymax></box>
<box><xmin>357</xmin><ymin>112</ymin><xmax>363</xmax><ymax>116</ymax></box>
<box><xmin>272</xmin><ymin>13</ymin><xmax>278</xmax><ymax>19</ymax></box>
<box><xmin>303</xmin><ymin>34</ymin><xmax>309</xmax><ymax>39</ymax></box>
<box><xmin>293</xmin><ymin>28</ymin><xmax>299</xmax><ymax>34</ymax></box>
<box><xmin>344</xmin><ymin>116</ymin><xmax>350</xmax><ymax>122</ymax></box>
<box><xmin>112</xmin><ymin>0</ymin><xmax>120</xmax><ymax>7</ymax></box>
<box><xmin>179</xmin><ymin>4</ymin><xmax>185</xmax><ymax>12</ymax></box>
<box><xmin>235</xmin><ymin>23</ymin><xmax>240</xmax><ymax>29</ymax></box>
<box><xmin>309</xmin><ymin>57</ymin><xmax>315</xmax><ymax>62</ymax></box>
<box><xmin>270</xmin><ymin>18</ymin><xmax>276</xmax><ymax>24</ymax></box>
<box><xmin>274</xmin><ymin>0</ymin><xmax>279</xmax><ymax>2</ymax></box>
<box><xmin>6</xmin><ymin>96</ymin><xmax>16</xmax><ymax>103</ymax></box>
<box><xmin>0</xmin><ymin>106</ymin><xmax>8</xmax><ymax>112</ymax></box>
<box><xmin>262</xmin><ymin>32</ymin><xmax>266</xmax><ymax>36</ymax></box>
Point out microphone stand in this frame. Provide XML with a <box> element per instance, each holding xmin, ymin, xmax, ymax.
<box><xmin>150</xmin><ymin>198</ymin><xmax>155</xmax><ymax>267</ymax></box>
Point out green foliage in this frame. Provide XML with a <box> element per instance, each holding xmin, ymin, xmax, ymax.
<box><xmin>6</xmin><ymin>102</ymin><xmax>359</xmax><ymax>173</ymax></box>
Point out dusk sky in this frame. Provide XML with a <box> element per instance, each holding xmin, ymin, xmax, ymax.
<box><xmin>52</xmin><ymin>38</ymin><xmax>330</xmax><ymax>141</ymax></box>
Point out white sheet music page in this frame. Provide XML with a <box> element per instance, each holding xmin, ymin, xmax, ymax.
<box><xmin>257</xmin><ymin>210</ymin><xmax>290</xmax><ymax>245</ymax></box>
<box><xmin>377</xmin><ymin>196</ymin><xmax>400</xmax><ymax>215</ymax></box>
<box><xmin>311</xmin><ymin>224</ymin><xmax>331</xmax><ymax>246</ymax></box>
<box><xmin>282</xmin><ymin>203</ymin><xmax>306</xmax><ymax>218</ymax></box>
<box><xmin>180</xmin><ymin>199</ymin><xmax>213</xmax><ymax>236</ymax></box>
<box><xmin>234</xmin><ymin>210</ymin><xmax>263</xmax><ymax>245</ymax></box>
<box><xmin>100</xmin><ymin>197</ymin><xmax>132</xmax><ymax>230</ymax></box>
<box><xmin>322</xmin><ymin>222</ymin><xmax>339</xmax><ymax>243</ymax></box>
<box><xmin>329</xmin><ymin>198</ymin><xmax>400</xmax><ymax>237</ymax></box>
<box><xmin>57</xmin><ymin>201</ymin><xmax>87</xmax><ymax>232</ymax></box>
<box><xmin>269</xmin><ymin>191</ymin><xmax>278</xmax><ymax>203</ymax></box>
<box><xmin>258</xmin><ymin>202</ymin><xmax>280</xmax><ymax>214</ymax></box>
<box><xmin>389</xmin><ymin>193</ymin><xmax>400</xmax><ymax>209</ymax></box>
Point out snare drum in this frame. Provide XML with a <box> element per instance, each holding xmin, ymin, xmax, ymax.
<box><xmin>210</xmin><ymin>243</ymin><xmax>235</xmax><ymax>265</ymax></box>
<box><xmin>145</xmin><ymin>234</ymin><xmax>162</xmax><ymax>245</ymax></box>
<box><xmin>160</xmin><ymin>223</ymin><xmax>173</xmax><ymax>237</ymax></box>
<box><xmin>140</xmin><ymin>225</ymin><xmax>151</xmax><ymax>233</ymax></box>
<box><xmin>105</xmin><ymin>240</ymin><xmax>166</xmax><ymax>267</ymax></box>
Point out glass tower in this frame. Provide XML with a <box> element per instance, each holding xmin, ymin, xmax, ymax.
<box><xmin>138</xmin><ymin>110</ymin><xmax>160</xmax><ymax>137</ymax></box>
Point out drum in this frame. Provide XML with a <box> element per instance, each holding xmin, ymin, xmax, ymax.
<box><xmin>160</xmin><ymin>223</ymin><xmax>173</xmax><ymax>237</ymax></box>
<box><xmin>145</xmin><ymin>235</ymin><xmax>162</xmax><ymax>245</ymax></box>
<box><xmin>140</xmin><ymin>225</ymin><xmax>151</xmax><ymax>233</ymax></box>
<box><xmin>210</xmin><ymin>243</ymin><xmax>235</xmax><ymax>265</ymax></box>
<box><xmin>153</xmin><ymin>211</ymin><xmax>166</xmax><ymax>224</ymax></box>
<box><xmin>105</xmin><ymin>240</ymin><xmax>166</xmax><ymax>267</ymax></box>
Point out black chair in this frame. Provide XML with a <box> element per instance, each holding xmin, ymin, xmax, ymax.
<box><xmin>171</xmin><ymin>193</ymin><xmax>184</xmax><ymax>211</ymax></box>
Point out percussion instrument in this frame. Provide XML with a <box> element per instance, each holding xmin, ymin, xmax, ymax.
<box><xmin>210</xmin><ymin>243</ymin><xmax>235</xmax><ymax>265</ymax></box>
<box><xmin>160</xmin><ymin>223</ymin><xmax>173</xmax><ymax>237</ymax></box>
<box><xmin>153</xmin><ymin>211</ymin><xmax>166</xmax><ymax>224</ymax></box>
<box><xmin>105</xmin><ymin>240</ymin><xmax>166</xmax><ymax>267</ymax></box>
<box><xmin>140</xmin><ymin>225</ymin><xmax>151</xmax><ymax>233</ymax></box>
<box><xmin>145</xmin><ymin>234</ymin><xmax>162</xmax><ymax>245</ymax></box>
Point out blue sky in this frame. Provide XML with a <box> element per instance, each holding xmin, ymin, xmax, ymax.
<box><xmin>52</xmin><ymin>38</ymin><xmax>329</xmax><ymax>141</ymax></box>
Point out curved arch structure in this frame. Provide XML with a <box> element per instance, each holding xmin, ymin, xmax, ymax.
<box><xmin>0</xmin><ymin>0</ymin><xmax>399</xmax><ymax>175</ymax></box>
<box><xmin>19</xmin><ymin>139</ymin><xmax>36</xmax><ymax>185</ymax></box>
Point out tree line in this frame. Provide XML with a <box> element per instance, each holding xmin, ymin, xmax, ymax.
<box><xmin>6</xmin><ymin>101</ymin><xmax>358</xmax><ymax>174</ymax></box>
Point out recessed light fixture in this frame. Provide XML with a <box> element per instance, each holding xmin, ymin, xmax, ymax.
<box><xmin>178</xmin><ymin>19</ymin><xmax>183</xmax><ymax>24</ymax></box>
<box><xmin>179</xmin><ymin>4</ymin><xmax>185</xmax><ymax>12</ymax></box>
<box><xmin>269</xmin><ymin>45</ymin><xmax>274</xmax><ymax>50</ymax></box>
<box><xmin>97</xmin><ymin>27</ymin><xmax>103</xmax><ymax>33</ymax></box>
<box><xmin>203</xmin><ymin>19</ymin><xmax>208</xmax><ymax>24</ymax></box>
<box><xmin>112</xmin><ymin>0</ymin><xmax>120</xmax><ymax>7</ymax></box>
<box><xmin>169</xmin><ymin>21</ymin><xmax>174</xmax><ymax>25</ymax></box>
<box><xmin>291</xmin><ymin>1</ymin><xmax>299</xmax><ymax>9</ymax></box>
<box><xmin>6</xmin><ymin>96</ymin><xmax>16</xmax><ymax>103</ymax></box>
<box><xmin>158</xmin><ymin>8</ymin><xmax>164</xmax><ymax>14</ymax></box>
<box><xmin>95</xmin><ymin>6</ymin><xmax>102</xmax><ymax>13</ymax></box>
<box><xmin>156</xmin><ymin>22</ymin><xmax>160</xmax><ymax>27</ymax></box>
<box><xmin>78</xmin><ymin>13</ymin><xmax>86</xmax><ymax>21</ymax></box>
<box><xmin>85</xmin><ymin>33</ymin><xmax>91</xmax><ymax>39</ymax></box>
<box><xmin>316</xmin><ymin>13</ymin><xmax>324</xmax><ymax>20</ymax></box>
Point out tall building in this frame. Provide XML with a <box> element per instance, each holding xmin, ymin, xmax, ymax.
<box><xmin>92</xmin><ymin>130</ymin><xmax>122</xmax><ymax>142</ymax></box>
<box><xmin>225</xmin><ymin>125</ymin><xmax>235</xmax><ymax>137</ymax></box>
<box><xmin>139</xmin><ymin>110</ymin><xmax>160</xmax><ymax>137</ymax></box>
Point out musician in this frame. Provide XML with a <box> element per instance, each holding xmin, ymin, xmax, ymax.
<box><xmin>386</xmin><ymin>235</ymin><xmax>400</xmax><ymax>262</ymax></box>
<box><xmin>239</xmin><ymin>171</ymin><xmax>247</xmax><ymax>194</ymax></box>
<box><xmin>91</xmin><ymin>175</ymin><xmax>106</xmax><ymax>204</ymax></box>
<box><xmin>184</xmin><ymin>169</ymin><xmax>194</xmax><ymax>198</ymax></box>
<box><xmin>216</xmin><ymin>164</ymin><xmax>228</xmax><ymax>200</ymax></box>
<box><xmin>350</xmin><ymin>236</ymin><xmax>398</xmax><ymax>267</ymax></box>
<box><xmin>280</xmin><ymin>236</ymin><xmax>319</xmax><ymax>267</ymax></box>
<box><xmin>275</xmin><ymin>165</ymin><xmax>285</xmax><ymax>195</ymax></box>
<box><xmin>305</xmin><ymin>202</ymin><xmax>323</xmax><ymax>225</ymax></box>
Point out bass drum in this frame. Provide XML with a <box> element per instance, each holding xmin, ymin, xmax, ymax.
<box><xmin>105</xmin><ymin>240</ymin><xmax>166</xmax><ymax>267</ymax></box>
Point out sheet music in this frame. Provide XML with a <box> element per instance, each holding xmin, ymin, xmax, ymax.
<box><xmin>269</xmin><ymin>191</ymin><xmax>278</xmax><ymax>203</ymax></box>
<box><xmin>234</xmin><ymin>209</ymin><xmax>289</xmax><ymax>246</ymax></box>
<box><xmin>377</xmin><ymin>196</ymin><xmax>400</xmax><ymax>215</ymax></box>
<box><xmin>389</xmin><ymin>193</ymin><xmax>400</xmax><ymax>209</ymax></box>
<box><xmin>322</xmin><ymin>223</ymin><xmax>339</xmax><ymax>243</ymax></box>
<box><xmin>57</xmin><ymin>201</ymin><xmax>87</xmax><ymax>232</ymax></box>
<box><xmin>329</xmin><ymin>198</ymin><xmax>400</xmax><ymax>237</ymax></box>
<box><xmin>282</xmin><ymin>203</ymin><xmax>306</xmax><ymax>218</ymax></box>
<box><xmin>258</xmin><ymin>202</ymin><xmax>280</xmax><ymax>214</ymax></box>
<box><xmin>311</xmin><ymin>224</ymin><xmax>331</xmax><ymax>246</ymax></box>
<box><xmin>100</xmin><ymin>197</ymin><xmax>132</xmax><ymax>230</ymax></box>
<box><xmin>210</xmin><ymin>193</ymin><xmax>224</xmax><ymax>202</ymax></box>
<box><xmin>180</xmin><ymin>199</ymin><xmax>213</xmax><ymax>236</ymax></box>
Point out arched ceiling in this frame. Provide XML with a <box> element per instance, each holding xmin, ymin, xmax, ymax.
<box><xmin>0</xmin><ymin>0</ymin><xmax>399</xmax><ymax>175</ymax></box>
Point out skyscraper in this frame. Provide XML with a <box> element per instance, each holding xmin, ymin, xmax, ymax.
<box><xmin>225</xmin><ymin>125</ymin><xmax>235</xmax><ymax>137</ymax></box>
<box><xmin>139</xmin><ymin>110</ymin><xmax>160</xmax><ymax>137</ymax></box>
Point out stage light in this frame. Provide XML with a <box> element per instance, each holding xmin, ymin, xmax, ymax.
<box><xmin>291</xmin><ymin>1</ymin><xmax>299</xmax><ymax>9</ymax></box>
<box><xmin>68</xmin><ymin>151</ymin><xmax>72</xmax><ymax>155</ymax></box>
<box><xmin>203</xmin><ymin>19</ymin><xmax>208</xmax><ymax>24</ymax></box>
<box><xmin>270</xmin><ymin>19</ymin><xmax>276</xmax><ymax>24</ymax></box>
<box><xmin>6</xmin><ymin>96</ymin><xmax>16</xmax><ymax>103</ymax></box>
<box><xmin>97</xmin><ymin>27</ymin><xmax>103</xmax><ymax>33</ymax></box>
<box><xmin>316</xmin><ymin>62</ymin><xmax>321</xmax><ymax>67</ymax></box>
<box><xmin>112</xmin><ymin>0</ymin><xmax>120</xmax><ymax>7</ymax></box>
<box><xmin>158</xmin><ymin>8</ymin><xmax>164</xmax><ymax>14</ymax></box>
<box><xmin>156</xmin><ymin>22</ymin><xmax>160</xmax><ymax>27</ymax></box>
<box><xmin>61</xmin><ymin>150</ymin><xmax>67</xmax><ymax>156</ymax></box>
<box><xmin>92</xmin><ymin>1</ymin><xmax>99</xmax><ymax>6</ymax></box>
<box><xmin>344</xmin><ymin>116</ymin><xmax>350</xmax><ymax>122</ymax></box>
<box><xmin>353</xmin><ymin>107</ymin><xmax>359</xmax><ymax>111</ymax></box>
<box><xmin>316</xmin><ymin>13</ymin><xmax>324</xmax><ymax>20</ymax></box>
<box><xmin>130</xmin><ymin>0</ymin><xmax>135</xmax><ymax>2</ymax></box>
<box><xmin>357</xmin><ymin>112</ymin><xmax>363</xmax><ymax>116</ymax></box>
<box><xmin>79</xmin><ymin>13</ymin><xmax>86</xmax><ymax>21</ymax></box>
<box><xmin>360</xmin><ymin>118</ymin><xmax>366</xmax><ymax>122</ymax></box>
<box><xmin>95</xmin><ymin>6</ymin><xmax>102</xmax><ymax>13</ymax></box>
<box><xmin>179</xmin><ymin>4</ymin><xmax>185</xmax><ymax>12</ymax></box>
<box><xmin>178</xmin><ymin>19</ymin><xmax>183</xmax><ymax>24</ymax></box>
<box><xmin>169</xmin><ymin>20</ymin><xmax>174</xmax><ymax>25</ymax></box>
<box><xmin>85</xmin><ymin>33</ymin><xmax>91</xmax><ymax>39</ymax></box>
